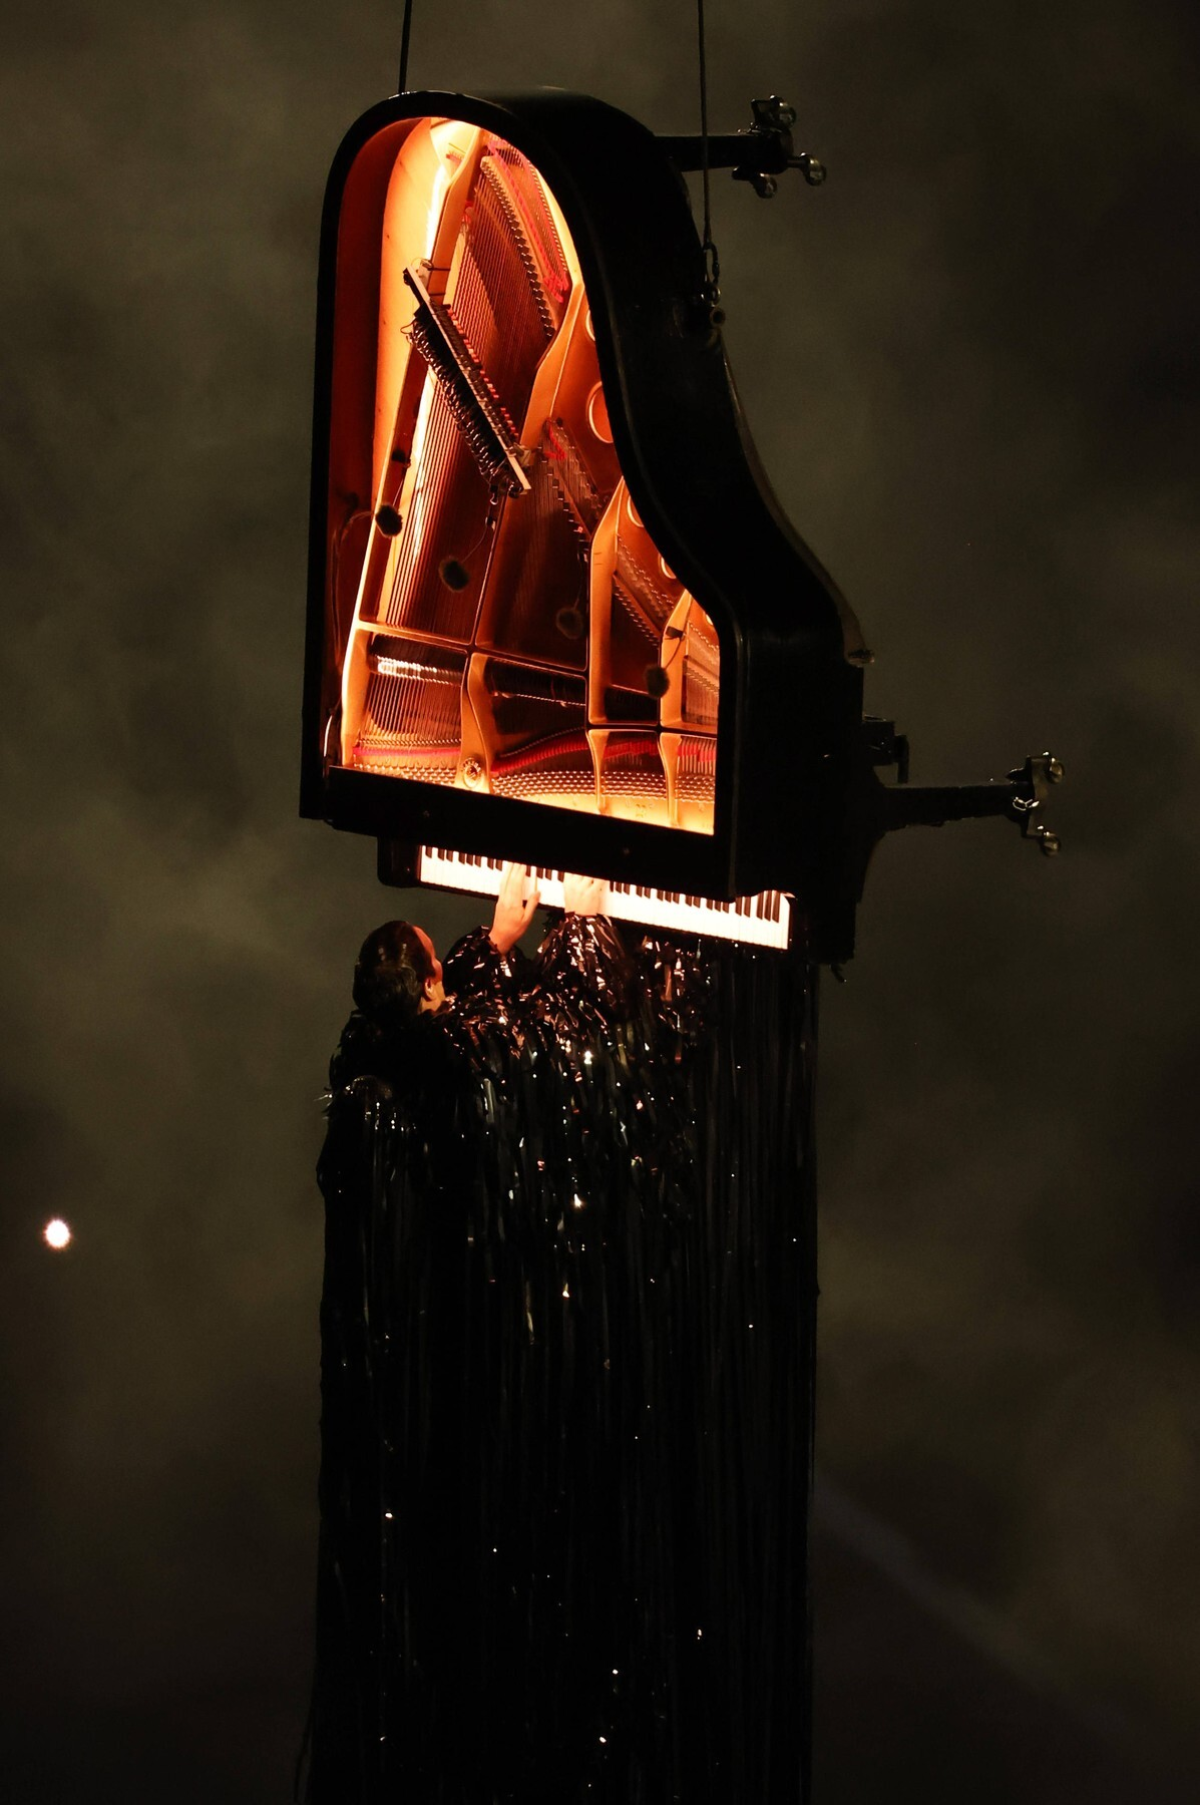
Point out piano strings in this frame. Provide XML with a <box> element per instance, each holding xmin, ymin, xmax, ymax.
<box><xmin>335</xmin><ymin>123</ymin><xmax>724</xmax><ymax>839</ymax></box>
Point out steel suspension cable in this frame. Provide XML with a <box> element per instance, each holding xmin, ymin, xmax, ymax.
<box><xmin>697</xmin><ymin>0</ymin><xmax>720</xmax><ymax>300</ymax></box>
<box><xmin>398</xmin><ymin>0</ymin><xmax>416</xmax><ymax>94</ymax></box>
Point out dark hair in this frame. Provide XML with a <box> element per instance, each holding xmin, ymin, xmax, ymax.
<box><xmin>352</xmin><ymin>921</ymin><xmax>434</xmax><ymax>1026</ymax></box>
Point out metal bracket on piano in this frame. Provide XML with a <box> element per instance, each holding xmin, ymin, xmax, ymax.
<box><xmin>879</xmin><ymin>751</ymin><xmax>1065</xmax><ymax>857</ymax></box>
<box><xmin>863</xmin><ymin>715</ymin><xmax>910</xmax><ymax>785</ymax></box>
<box><xmin>379</xmin><ymin>843</ymin><xmax>794</xmax><ymax>950</ymax></box>
<box><xmin>657</xmin><ymin>95</ymin><xmax>826</xmax><ymax>200</ymax></box>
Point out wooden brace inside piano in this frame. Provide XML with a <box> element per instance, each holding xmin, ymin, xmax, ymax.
<box><xmin>330</xmin><ymin>117</ymin><xmax>720</xmax><ymax>835</ymax></box>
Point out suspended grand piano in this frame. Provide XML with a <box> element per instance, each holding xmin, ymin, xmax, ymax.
<box><xmin>300</xmin><ymin>86</ymin><xmax>1063</xmax><ymax>1805</ymax></box>
<box><xmin>302</xmin><ymin>91</ymin><xmax>911</xmax><ymax>959</ymax></box>
<box><xmin>302</xmin><ymin>93</ymin><xmax>1059</xmax><ymax>959</ymax></box>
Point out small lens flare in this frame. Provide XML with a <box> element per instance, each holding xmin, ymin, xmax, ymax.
<box><xmin>43</xmin><ymin>1218</ymin><xmax>72</xmax><ymax>1250</ymax></box>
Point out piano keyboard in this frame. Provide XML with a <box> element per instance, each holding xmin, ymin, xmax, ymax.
<box><xmin>416</xmin><ymin>846</ymin><xmax>792</xmax><ymax>950</ymax></box>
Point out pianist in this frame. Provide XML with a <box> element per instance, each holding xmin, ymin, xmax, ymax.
<box><xmin>325</xmin><ymin>861</ymin><xmax>610</xmax><ymax>1085</ymax></box>
<box><xmin>309</xmin><ymin>860</ymin><xmax>687</xmax><ymax>1803</ymax></box>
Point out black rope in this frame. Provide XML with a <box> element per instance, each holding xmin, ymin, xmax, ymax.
<box><xmin>697</xmin><ymin>0</ymin><xmax>720</xmax><ymax>301</ymax></box>
<box><xmin>398</xmin><ymin>0</ymin><xmax>415</xmax><ymax>95</ymax></box>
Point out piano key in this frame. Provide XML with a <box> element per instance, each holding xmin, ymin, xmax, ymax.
<box><xmin>414</xmin><ymin>846</ymin><xmax>791</xmax><ymax>949</ymax></box>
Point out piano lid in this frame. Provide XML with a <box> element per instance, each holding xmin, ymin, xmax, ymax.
<box><xmin>303</xmin><ymin>90</ymin><xmax>868</xmax><ymax>947</ymax></box>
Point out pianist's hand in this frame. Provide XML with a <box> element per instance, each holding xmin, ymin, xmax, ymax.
<box><xmin>489</xmin><ymin>863</ymin><xmax>541</xmax><ymax>954</ymax></box>
<box><xmin>562</xmin><ymin>873</ymin><xmax>607</xmax><ymax>917</ymax></box>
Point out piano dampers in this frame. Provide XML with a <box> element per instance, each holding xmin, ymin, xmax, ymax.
<box><xmin>405</xmin><ymin>280</ymin><xmax>528</xmax><ymax>497</ymax></box>
<box><xmin>353</xmin><ymin>638</ymin><xmax>465</xmax><ymax>782</ymax></box>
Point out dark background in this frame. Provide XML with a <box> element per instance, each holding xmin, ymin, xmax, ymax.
<box><xmin>2</xmin><ymin>1</ymin><xmax>1197</xmax><ymax>1798</ymax></box>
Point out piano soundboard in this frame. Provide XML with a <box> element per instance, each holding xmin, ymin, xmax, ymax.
<box><xmin>416</xmin><ymin>846</ymin><xmax>792</xmax><ymax>949</ymax></box>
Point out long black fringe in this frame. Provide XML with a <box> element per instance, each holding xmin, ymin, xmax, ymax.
<box><xmin>301</xmin><ymin>928</ymin><xmax>816</xmax><ymax>1804</ymax></box>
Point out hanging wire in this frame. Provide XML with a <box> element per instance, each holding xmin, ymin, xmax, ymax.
<box><xmin>697</xmin><ymin>0</ymin><xmax>721</xmax><ymax>303</ymax></box>
<box><xmin>398</xmin><ymin>0</ymin><xmax>416</xmax><ymax>95</ymax></box>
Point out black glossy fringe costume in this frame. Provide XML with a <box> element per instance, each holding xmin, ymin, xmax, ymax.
<box><xmin>302</xmin><ymin>915</ymin><xmax>817</xmax><ymax>1804</ymax></box>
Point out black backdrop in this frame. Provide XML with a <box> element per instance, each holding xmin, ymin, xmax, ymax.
<box><xmin>2</xmin><ymin>2</ymin><xmax>1197</xmax><ymax>1799</ymax></box>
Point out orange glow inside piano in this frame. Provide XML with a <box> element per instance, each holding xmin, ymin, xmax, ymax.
<box><xmin>337</xmin><ymin>118</ymin><xmax>719</xmax><ymax>835</ymax></box>
<box><xmin>306</xmin><ymin>94</ymin><xmax>864</xmax><ymax>953</ymax></box>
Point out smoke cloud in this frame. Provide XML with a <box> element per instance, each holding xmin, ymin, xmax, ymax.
<box><xmin>1</xmin><ymin>1</ymin><xmax>1196</xmax><ymax>1797</ymax></box>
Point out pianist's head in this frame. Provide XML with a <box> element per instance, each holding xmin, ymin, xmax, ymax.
<box><xmin>353</xmin><ymin>921</ymin><xmax>445</xmax><ymax>1026</ymax></box>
